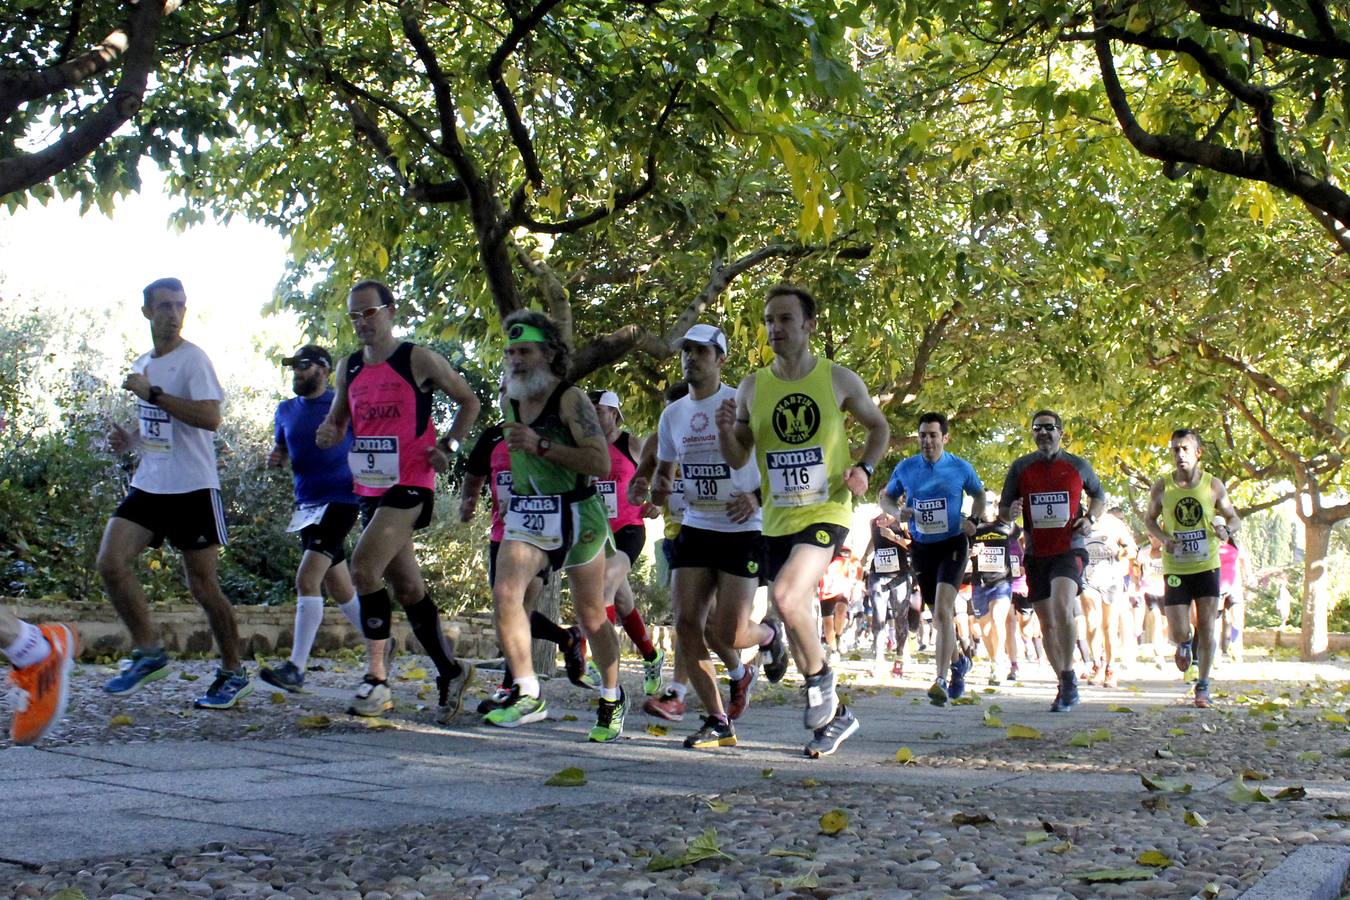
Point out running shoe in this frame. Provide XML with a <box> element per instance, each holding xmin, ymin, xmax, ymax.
<box><xmin>7</xmin><ymin>623</ymin><xmax>77</xmax><ymax>745</ymax></box>
<box><xmin>642</xmin><ymin>689</ymin><xmax>686</xmax><ymax>721</ymax></box>
<box><xmin>1083</xmin><ymin>661</ymin><xmax>1101</xmax><ymax>685</ymax></box>
<box><xmin>260</xmin><ymin>660</ymin><xmax>305</xmax><ymax>692</ymax></box>
<box><xmin>193</xmin><ymin>667</ymin><xmax>253</xmax><ymax>709</ymax></box>
<box><xmin>476</xmin><ymin>685</ymin><xmax>513</xmax><ymax>715</ymax></box>
<box><xmin>562</xmin><ymin>626</ymin><xmax>587</xmax><ymax>687</ymax></box>
<box><xmin>803</xmin><ymin>666</ymin><xmax>838</xmax><ymax>730</ymax></box>
<box><xmin>1053</xmin><ymin>672</ymin><xmax>1079</xmax><ymax>712</ymax></box>
<box><xmin>1008</xmin><ymin>662</ymin><xmax>1019</xmax><ymax>682</ymax></box>
<box><xmin>436</xmin><ymin>660</ymin><xmax>476</xmax><ymax>724</ymax></box>
<box><xmin>892</xmin><ymin>659</ymin><xmax>905</xmax><ymax>678</ymax></box>
<box><xmin>580</xmin><ymin>660</ymin><xmax>602</xmax><ymax>690</ymax></box>
<box><xmin>684</xmin><ymin>715</ymin><xmax>736</xmax><ymax>749</ymax></box>
<box><xmin>727</xmin><ymin>664</ymin><xmax>759</xmax><ymax>720</ymax></box>
<box><xmin>804</xmin><ymin>704</ymin><xmax>859</xmax><ymax>759</ymax></box>
<box><xmin>1102</xmin><ymin>667</ymin><xmax>1118</xmax><ymax>689</ymax></box>
<box><xmin>928</xmin><ymin>679</ymin><xmax>948</xmax><ymax>706</ymax></box>
<box><xmin>1174</xmin><ymin>638</ymin><xmax>1192</xmax><ymax>673</ymax></box>
<box><xmin>642</xmin><ymin>648</ymin><xmax>666</xmax><ymax>697</ymax></box>
<box><xmin>1049</xmin><ymin>685</ymin><xmax>1064</xmax><ymax>713</ymax></box>
<box><xmin>104</xmin><ymin>648</ymin><xmax>169</xmax><ymax>695</ymax></box>
<box><xmin>1194</xmin><ymin>682</ymin><xmax>1212</xmax><ymax>709</ymax></box>
<box><xmin>988</xmin><ymin>671</ymin><xmax>1001</xmax><ymax>687</ymax></box>
<box><xmin>484</xmin><ymin>687</ymin><xmax>549</xmax><ymax>727</ymax></box>
<box><xmin>947</xmin><ymin>654</ymin><xmax>970</xmax><ymax>699</ymax></box>
<box><xmin>761</xmin><ymin>619</ymin><xmax>790</xmax><ymax>684</ymax></box>
<box><xmin>589</xmin><ymin>688</ymin><xmax>626</xmax><ymax>742</ymax></box>
<box><xmin>348</xmin><ymin>674</ymin><xmax>392</xmax><ymax>716</ymax></box>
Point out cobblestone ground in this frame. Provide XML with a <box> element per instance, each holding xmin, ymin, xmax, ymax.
<box><xmin>2</xmin><ymin>646</ymin><xmax>1347</xmax><ymax>898</ymax></box>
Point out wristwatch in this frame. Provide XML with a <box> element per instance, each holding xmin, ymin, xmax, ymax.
<box><xmin>147</xmin><ymin>386</ymin><xmax>164</xmax><ymax>406</ymax></box>
<box><xmin>858</xmin><ymin>461</ymin><xmax>875</xmax><ymax>479</ymax></box>
<box><xmin>538</xmin><ymin>438</ymin><xmax>552</xmax><ymax>456</ymax></box>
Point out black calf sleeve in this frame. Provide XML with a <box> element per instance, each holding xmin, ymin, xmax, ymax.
<box><xmin>405</xmin><ymin>595</ymin><xmax>459</xmax><ymax>679</ymax></box>
<box><xmin>359</xmin><ymin>588</ymin><xmax>393</xmax><ymax>640</ymax></box>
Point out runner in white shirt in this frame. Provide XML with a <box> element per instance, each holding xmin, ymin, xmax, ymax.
<box><xmin>631</xmin><ymin>324</ymin><xmax>788</xmax><ymax>749</ymax></box>
<box><xmin>97</xmin><ymin>278</ymin><xmax>250</xmax><ymax>710</ymax></box>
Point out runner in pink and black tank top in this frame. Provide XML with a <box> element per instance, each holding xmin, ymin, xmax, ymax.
<box><xmin>587</xmin><ymin>390</ymin><xmax>666</xmax><ymax>695</ymax></box>
<box><xmin>318</xmin><ymin>280</ymin><xmax>481</xmax><ymax>724</ymax></box>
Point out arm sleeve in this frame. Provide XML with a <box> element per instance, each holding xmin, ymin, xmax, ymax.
<box><xmin>464</xmin><ymin>425</ymin><xmax>500</xmax><ymax>477</ymax></box>
<box><xmin>1078</xmin><ymin>457</ymin><xmax>1105</xmax><ymax>500</ymax></box>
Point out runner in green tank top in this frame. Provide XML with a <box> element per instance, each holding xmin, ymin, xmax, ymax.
<box><xmin>717</xmin><ymin>284</ymin><xmax>890</xmax><ymax>758</ymax></box>
<box><xmin>1144</xmin><ymin>428</ymin><xmax>1241</xmax><ymax>709</ymax></box>
<box><xmin>485</xmin><ymin>311</ymin><xmax>626</xmax><ymax>742</ymax></box>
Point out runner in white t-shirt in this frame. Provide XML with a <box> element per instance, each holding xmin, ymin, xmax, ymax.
<box><xmin>96</xmin><ymin>278</ymin><xmax>250</xmax><ymax>710</ymax></box>
<box><xmin>630</xmin><ymin>324</ymin><xmax>788</xmax><ymax>750</ymax></box>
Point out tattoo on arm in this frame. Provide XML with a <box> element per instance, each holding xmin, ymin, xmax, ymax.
<box><xmin>573</xmin><ymin>395</ymin><xmax>604</xmax><ymax>439</ymax></box>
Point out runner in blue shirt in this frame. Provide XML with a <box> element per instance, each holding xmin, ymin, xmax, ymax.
<box><xmin>260</xmin><ymin>345</ymin><xmax>381</xmax><ymax>695</ymax></box>
<box><xmin>879</xmin><ymin>411</ymin><xmax>984</xmax><ymax>705</ymax></box>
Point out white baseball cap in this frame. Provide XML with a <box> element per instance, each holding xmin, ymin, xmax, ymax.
<box><xmin>594</xmin><ymin>390</ymin><xmax>623</xmax><ymax>421</ymax></box>
<box><xmin>675</xmin><ymin>323</ymin><xmax>728</xmax><ymax>355</ymax></box>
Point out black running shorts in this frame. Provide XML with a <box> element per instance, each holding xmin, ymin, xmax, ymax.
<box><xmin>113</xmin><ymin>487</ymin><xmax>227</xmax><ymax>552</ymax></box>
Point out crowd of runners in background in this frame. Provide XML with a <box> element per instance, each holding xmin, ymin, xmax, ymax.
<box><xmin>2</xmin><ymin>277</ymin><xmax>1248</xmax><ymax>760</ymax></box>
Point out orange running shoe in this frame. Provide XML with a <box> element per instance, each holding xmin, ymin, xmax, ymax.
<box><xmin>8</xmin><ymin>623</ymin><xmax>78</xmax><ymax>745</ymax></box>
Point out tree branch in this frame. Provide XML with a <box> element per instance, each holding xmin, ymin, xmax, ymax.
<box><xmin>397</xmin><ymin>2</ymin><xmax>467</xmax><ymax>165</ymax></box>
<box><xmin>877</xmin><ymin>301</ymin><xmax>964</xmax><ymax>412</ymax></box>
<box><xmin>485</xmin><ymin>0</ymin><xmax>565</xmax><ymax>188</ymax></box>
<box><xmin>1184</xmin><ymin>0</ymin><xmax>1350</xmax><ymax>60</ymax></box>
<box><xmin>0</xmin><ymin>0</ymin><xmax>180</xmax><ymax>198</ymax></box>
<box><xmin>514</xmin><ymin>246</ymin><xmax>573</xmax><ymax>344</ymax></box>
<box><xmin>1087</xmin><ymin>19</ymin><xmax>1350</xmax><ymax>230</ymax></box>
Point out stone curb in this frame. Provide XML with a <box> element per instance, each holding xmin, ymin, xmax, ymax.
<box><xmin>1239</xmin><ymin>845</ymin><xmax>1350</xmax><ymax>900</ymax></box>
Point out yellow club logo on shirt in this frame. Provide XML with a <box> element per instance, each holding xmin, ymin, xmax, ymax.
<box><xmin>815</xmin><ymin>529</ymin><xmax>831</xmax><ymax>545</ymax></box>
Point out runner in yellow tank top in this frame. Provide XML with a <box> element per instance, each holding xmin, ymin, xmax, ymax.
<box><xmin>1144</xmin><ymin>428</ymin><xmax>1241</xmax><ymax>710</ymax></box>
<box><xmin>716</xmin><ymin>285</ymin><xmax>890</xmax><ymax>759</ymax></box>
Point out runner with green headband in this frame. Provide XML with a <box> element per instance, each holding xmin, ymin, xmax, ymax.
<box><xmin>486</xmin><ymin>310</ymin><xmax>626</xmax><ymax>741</ymax></box>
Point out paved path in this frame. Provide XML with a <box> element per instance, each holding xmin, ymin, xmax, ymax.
<box><xmin>7</xmin><ymin>670</ymin><xmax>1346</xmax><ymax>870</ymax></box>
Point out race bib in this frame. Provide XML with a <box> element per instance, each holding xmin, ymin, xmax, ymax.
<box><xmin>766</xmin><ymin>446</ymin><xmax>828</xmax><ymax>507</ymax></box>
<box><xmin>1028</xmin><ymin>491</ymin><xmax>1071</xmax><ymax>528</ymax></box>
<box><xmin>350</xmin><ymin>436</ymin><xmax>399</xmax><ymax>489</ymax></box>
<box><xmin>138</xmin><ymin>403</ymin><xmax>172</xmax><ymax>454</ymax></box>
<box><xmin>873</xmin><ymin>546</ymin><xmax>901</xmax><ymax>574</ymax></box>
<box><xmin>1171</xmin><ymin>528</ymin><xmax>1209</xmax><ymax>563</ymax></box>
<box><xmin>504</xmin><ymin>494</ymin><xmax>565</xmax><ymax>551</ymax></box>
<box><xmin>683</xmin><ymin>462</ymin><xmax>733</xmax><ymax>511</ymax></box>
<box><xmin>667</xmin><ymin>477</ymin><xmax>687</xmax><ymax>517</ymax></box>
<box><xmin>493</xmin><ymin>471</ymin><xmax>513</xmax><ymax>508</ymax></box>
<box><xmin>911</xmin><ymin>498</ymin><xmax>950</xmax><ymax>535</ymax></box>
<box><xmin>286</xmin><ymin>502</ymin><xmax>328</xmax><ymax>533</ymax></box>
<box><xmin>596</xmin><ymin>480</ymin><xmax>619</xmax><ymax>519</ymax></box>
<box><xmin>978</xmin><ymin>544</ymin><xmax>1007</xmax><ymax>573</ymax></box>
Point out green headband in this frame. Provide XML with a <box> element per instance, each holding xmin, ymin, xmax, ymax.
<box><xmin>507</xmin><ymin>323</ymin><xmax>548</xmax><ymax>345</ymax></box>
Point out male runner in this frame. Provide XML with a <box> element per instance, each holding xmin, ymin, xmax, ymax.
<box><xmin>879</xmin><ymin>412</ymin><xmax>984</xmax><ymax>705</ymax></box>
<box><xmin>999</xmin><ymin>410</ymin><xmax>1106</xmax><ymax>712</ymax></box>
<box><xmin>1143</xmin><ymin>429</ymin><xmax>1241</xmax><ymax>708</ymax></box>
<box><xmin>316</xmin><ymin>281</ymin><xmax>480</xmax><ymax>722</ymax></box>
<box><xmin>461</xmin><ymin>391</ymin><xmax>585</xmax><ymax>713</ymax></box>
<box><xmin>970</xmin><ymin>492</ymin><xmax>1018</xmax><ymax>686</ymax></box>
<box><xmin>587</xmin><ymin>390</ymin><xmax>665</xmax><ymax>695</ymax></box>
<box><xmin>717</xmin><ymin>284</ymin><xmax>890</xmax><ymax>758</ymax></box>
<box><xmin>862</xmin><ymin>512</ymin><xmax>914</xmax><ymax>678</ymax></box>
<box><xmin>1</xmin><ymin>610</ymin><xmax>77</xmax><ymax>744</ymax></box>
<box><xmin>261</xmin><ymin>344</ymin><xmax>379</xmax><ymax>692</ymax></box>
<box><xmin>1079</xmin><ymin>508</ymin><xmax>1136</xmax><ymax>688</ymax></box>
<box><xmin>482</xmin><ymin>312</ymin><xmax>627</xmax><ymax>740</ymax></box>
<box><xmin>97</xmin><ymin>278</ymin><xmax>250</xmax><ymax>709</ymax></box>
<box><xmin>642</xmin><ymin>324</ymin><xmax>788</xmax><ymax>749</ymax></box>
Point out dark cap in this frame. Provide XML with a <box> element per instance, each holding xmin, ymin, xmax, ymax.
<box><xmin>281</xmin><ymin>344</ymin><xmax>332</xmax><ymax>368</ymax></box>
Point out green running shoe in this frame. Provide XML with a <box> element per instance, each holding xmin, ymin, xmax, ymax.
<box><xmin>642</xmin><ymin>648</ymin><xmax>666</xmax><ymax>696</ymax></box>
<box><xmin>580</xmin><ymin>660</ymin><xmax>602</xmax><ymax>690</ymax></box>
<box><xmin>927</xmin><ymin>679</ymin><xmax>948</xmax><ymax>707</ymax></box>
<box><xmin>588</xmin><ymin>688</ymin><xmax>626</xmax><ymax>742</ymax></box>
<box><xmin>484</xmin><ymin>688</ymin><xmax>548</xmax><ymax>727</ymax></box>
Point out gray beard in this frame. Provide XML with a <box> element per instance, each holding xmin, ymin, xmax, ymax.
<box><xmin>506</xmin><ymin>367</ymin><xmax>555</xmax><ymax>401</ymax></box>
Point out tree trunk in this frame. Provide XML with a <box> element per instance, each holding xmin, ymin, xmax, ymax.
<box><xmin>1299</xmin><ymin>518</ymin><xmax>1332</xmax><ymax>660</ymax></box>
<box><xmin>532</xmin><ymin>569</ymin><xmax>562</xmax><ymax>677</ymax></box>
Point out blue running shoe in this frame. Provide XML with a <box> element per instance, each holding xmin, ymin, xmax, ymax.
<box><xmin>948</xmin><ymin>654</ymin><xmax>971</xmax><ymax>699</ymax></box>
<box><xmin>194</xmin><ymin>668</ymin><xmax>254</xmax><ymax>709</ymax></box>
<box><xmin>104</xmin><ymin>649</ymin><xmax>169</xmax><ymax>695</ymax></box>
<box><xmin>1056</xmin><ymin>672</ymin><xmax>1080</xmax><ymax>711</ymax></box>
<box><xmin>260</xmin><ymin>660</ymin><xmax>305</xmax><ymax>692</ymax></box>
